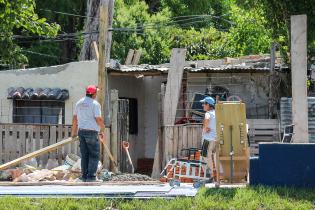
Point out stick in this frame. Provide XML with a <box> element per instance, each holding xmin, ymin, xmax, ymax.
<box><xmin>100</xmin><ymin>135</ymin><xmax>119</xmax><ymax>173</ymax></box>
<box><xmin>0</xmin><ymin>137</ymin><xmax>79</xmax><ymax>170</ymax></box>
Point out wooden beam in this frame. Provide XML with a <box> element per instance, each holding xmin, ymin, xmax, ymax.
<box><xmin>131</xmin><ymin>50</ymin><xmax>141</xmax><ymax>65</ymax></box>
<box><xmin>291</xmin><ymin>15</ymin><xmax>309</xmax><ymax>142</ymax></box>
<box><xmin>110</xmin><ymin>89</ymin><xmax>118</xmax><ymax>171</ymax></box>
<box><xmin>0</xmin><ymin>137</ymin><xmax>78</xmax><ymax>170</ymax></box>
<box><xmin>97</xmin><ymin>0</ymin><xmax>109</xmax><ymax>116</ymax></box>
<box><xmin>125</xmin><ymin>49</ymin><xmax>135</xmax><ymax>65</ymax></box>
<box><xmin>163</xmin><ymin>48</ymin><xmax>186</xmax><ymax>125</ymax></box>
<box><xmin>92</xmin><ymin>41</ymin><xmax>99</xmax><ymax>61</ymax></box>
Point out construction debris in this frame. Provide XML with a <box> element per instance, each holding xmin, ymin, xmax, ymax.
<box><xmin>0</xmin><ymin>153</ymin><xmax>157</xmax><ymax>184</ymax></box>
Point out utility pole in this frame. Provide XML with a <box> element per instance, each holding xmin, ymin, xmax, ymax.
<box><xmin>97</xmin><ymin>0</ymin><xmax>109</xmax><ymax>117</ymax></box>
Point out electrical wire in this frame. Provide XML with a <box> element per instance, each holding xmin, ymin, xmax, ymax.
<box><xmin>21</xmin><ymin>49</ymin><xmax>75</xmax><ymax>61</ymax></box>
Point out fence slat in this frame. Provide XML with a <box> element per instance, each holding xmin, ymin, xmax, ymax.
<box><xmin>19</xmin><ymin>125</ymin><xmax>26</xmax><ymax>157</ymax></box>
<box><xmin>49</xmin><ymin>126</ymin><xmax>57</xmax><ymax>159</ymax></box>
<box><xmin>57</xmin><ymin>125</ymin><xmax>63</xmax><ymax>164</ymax></box>
<box><xmin>0</xmin><ymin>125</ymin><xmax>3</xmax><ymax>163</ymax></box>
<box><xmin>178</xmin><ymin>126</ymin><xmax>183</xmax><ymax>157</ymax></box>
<box><xmin>173</xmin><ymin>126</ymin><xmax>179</xmax><ymax>158</ymax></box>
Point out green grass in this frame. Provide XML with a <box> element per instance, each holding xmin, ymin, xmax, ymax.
<box><xmin>0</xmin><ymin>186</ymin><xmax>314</xmax><ymax>210</ymax></box>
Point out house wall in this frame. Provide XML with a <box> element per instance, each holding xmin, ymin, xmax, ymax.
<box><xmin>185</xmin><ymin>72</ymin><xmax>270</xmax><ymax>119</ymax></box>
<box><xmin>0</xmin><ymin>61</ymin><xmax>98</xmax><ymax>124</ymax></box>
<box><xmin>108</xmin><ymin>75</ymin><xmax>164</xmax><ymax>161</ymax></box>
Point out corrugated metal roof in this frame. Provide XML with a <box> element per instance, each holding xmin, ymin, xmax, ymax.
<box><xmin>108</xmin><ymin>56</ymin><xmax>288</xmax><ymax>73</ymax></box>
<box><xmin>7</xmin><ymin>87</ymin><xmax>69</xmax><ymax>101</ymax></box>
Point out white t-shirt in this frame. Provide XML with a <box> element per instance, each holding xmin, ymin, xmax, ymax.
<box><xmin>74</xmin><ymin>97</ymin><xmax>101</xmax><ymax>132</ymax></box>
<box><xmin>202</xmin><ymin>110</ymin><xmax>216</xmax><ymax>141</ymax></box>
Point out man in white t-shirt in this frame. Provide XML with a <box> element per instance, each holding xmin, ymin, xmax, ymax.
<box><xmin>71</xmin><ymin>85</ymin><xmax>105</xmax><ymax>182</ymax></box>
<box><xmin>200</xmin><ymin>96</ymin><xmax>217</xmax><ymax>179</ymax></box>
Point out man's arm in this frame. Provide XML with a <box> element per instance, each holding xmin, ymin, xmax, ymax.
<box><xmin>96</xmin><ymin>117</ymin><xmax>105</xmax><ymax>143</ymax></box>
<box><xmin>95</xmin><ymin>117</ymin><xmax>105</xmax><ymax>133</ymax></box>
<box><xmin>71</xmin><ymin>115</ymin><xmax>78</xmax><ymax>138</ymax></box>
<box><xmin>204</xmin><ymin>118</ymin><xmax>211</xmax><ymax>133</ymax></box>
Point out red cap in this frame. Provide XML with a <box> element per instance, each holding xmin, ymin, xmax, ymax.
<box><xmin>86</xmin><ymin>85</ymin><xmax>98</xmax><ymax>94</ymax></box>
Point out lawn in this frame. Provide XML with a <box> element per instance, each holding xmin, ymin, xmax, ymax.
<box><xmin>0</xmin><ymin>186</ymin><xmax>314</xmax><ymax>210</ymax></box>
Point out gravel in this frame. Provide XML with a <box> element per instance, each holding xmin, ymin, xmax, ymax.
<box><xmin>108</xmin><ymin>173</ymin><xmax>155</xmax><ymax>182</ymax></box>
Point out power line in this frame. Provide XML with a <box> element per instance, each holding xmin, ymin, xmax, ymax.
<box><xmin>39</xmin><ymin>9</ymin><xmax>98</xmax><ymax>20</ymax></box>
<box><xmin>21</xmin><ymin>49</ymin><xmax>75</xmax><ymax>61</ymax></box>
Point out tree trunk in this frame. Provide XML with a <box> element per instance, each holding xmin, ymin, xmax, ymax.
<box><xmin>80</xmin><ymin>0</ymin><xmax>114</xmax><ymax>62</ymax></box>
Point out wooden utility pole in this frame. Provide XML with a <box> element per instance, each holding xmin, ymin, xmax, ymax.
<box><xmin>97</xmin><ymin>0</ymin><xmax>109</xmax><ymax>114</ymax></box>
<box><xmin>98</xmin><ymin>0</ymin><xmax>110</xmax><ymax>169</ymax></box>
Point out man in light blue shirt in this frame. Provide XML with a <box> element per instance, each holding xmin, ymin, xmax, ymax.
<box><xmin>71</xmin><ymin>85</ymin><xmax>105</xmax><ymax>182</ymax></box>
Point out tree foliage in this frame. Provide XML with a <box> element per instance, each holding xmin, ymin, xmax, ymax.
<box><xmin>0</xmin><ymin>0</ymin><xmax>59</xmax><ymax>68</ymax></box>
<box><xmin>237</xmin><ymin>0</ymin><xmax>315</xmax><ymax>61</ymax></box>
<box><xmin>111</xmin><ymin>0</ymin><xmax>271</xmax><ymax>64</ymax></box>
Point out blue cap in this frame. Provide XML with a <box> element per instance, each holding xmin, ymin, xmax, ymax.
<box><xmin>200</xmin><ymin>96</ymin><xmax>215</xmax><ymax>105</ymax></box>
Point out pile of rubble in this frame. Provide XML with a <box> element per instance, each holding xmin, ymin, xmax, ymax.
<box><xmin>0</xmin><ymin>154</ymin><xmax>155</xmax><ymax>183</ymax></box>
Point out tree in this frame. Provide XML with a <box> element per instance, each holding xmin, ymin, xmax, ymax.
<box><xmin>237</xmin><ymin>0</ymin><xmax>315</xmax><ymax>61</ymax></box>
<box><xmin>0</xmin><ymin>0</ymin><xmax>59</xmax><ymax>68</ymax></box>
<box><xmin>111</xmin><ymin>0</ymin><xmax>173</xmax><ymax>64</ymax></box>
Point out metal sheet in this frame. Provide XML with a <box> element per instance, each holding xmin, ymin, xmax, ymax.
<box><xmin>280</xmin><ymin>97</ymin><xmax>315</xmax><ymax>142</ymax></box>
<box><xmin>0</xmin><ymin>184</ymin><xmax>197</xmax><ymax>198</ymax></box>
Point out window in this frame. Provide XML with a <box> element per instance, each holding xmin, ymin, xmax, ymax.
<box><xmin>13</xmin><ymin>100</ymin><xmax>65</xmax><ymax>124</ymax></box>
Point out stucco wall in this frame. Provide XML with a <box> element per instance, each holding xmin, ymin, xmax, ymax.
<box><xmin>108</xmin><ymin>75</ymin><xmax>164</xmax><ymax>160</ymax></box>
<box><xmin>0</xmin><ymin>61</ymin><xmax>98</xmax><ymax>124</ymax></box>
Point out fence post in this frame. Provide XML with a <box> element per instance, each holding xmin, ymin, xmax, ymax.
<box><xmin>110</xmin><ymin>89</ymin><xmax>118</xmax><ymax>171</ymax></box>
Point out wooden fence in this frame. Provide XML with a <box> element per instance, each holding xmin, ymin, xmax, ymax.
<box><xmin>0</xmin><ymin>124</ymin><xmax>79</xmax><ymax>166</ymax></box>
<box><xmin>161</xmin><ymin>119</ymin><xmax>280</xmax><ymax>165</ymax></box>
<box><xmin>163</xmin><ymin>124</ymin><xmax>202</xmax><ymax>164</ymax></box>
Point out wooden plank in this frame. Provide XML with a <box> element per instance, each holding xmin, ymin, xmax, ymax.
<box><xmin>250</xmin><ymin>130</ymin><xmax>278</xmax><ymax>135</ymax></box>
<box><xmin>42</xmin><ymin>126</ymin><xmax>50</xmax><ymax>167</ymax></box>
<box><xmin>131</xmin><ymin>50</ymin><xmax>141</xmax><ymax>65</ymax></box>
<box><xmin>25</xmin><ymin>125</ymin><xmax>33</xmax><ymax>155</ymax></box>
<box><xmin>110</xmin><ymin>89</ymin><xmax>118</xmax><ymax>171</ymax></box>
<box><xmin>34</xmin><ymin>126</ymin><xmax>41</xmax><ymax>164</ymax></box>
<box><xmin>11</xmin><ymin>126</ymin><xmax>18</xmax><ymax>160</ymax></box>
<box><xmin>0</xmin><ymin>137</ymin><xmax>79</xmax><ymax>170</ymax></box>
<box><xmin>92</xmin><ymin>41</ymin><xmax>100</xmax><ymax>60</ymax></box>
<box><xmin>57</xmin><ymin>125</ymin><xmax>63</xmax><ymax>163</ymax></box>
<box><xmin>163</xmin><ymin>48</ymin><xmax>187</xmax><ymax>125</ymax></box>
<box><xmin>19</xmin><ymin>125</ymin><xmax>26</xmax><ymax>157</ymax></box>
<box><xmin>178</xmin><ymin>126</ymin><xmax>183</xmax><ymax>157</ymax></box>
<box><xmin>4</xmin><ymin>125</ymin><xmax>11</xmax><ymax>162</ymax></box>
<box><xmin>173</xmin><ymin>126</ymin><xmax>179</xmax><ymax>157</ymax></box>
<box><xmin>187</xmin><ymin>127</ymin><xmax>193</xmax><ymax>148</ymax></box>
<box><xmin>64</xmin><ymin>126</ymin><xmax>71</xmax><ymax>155</ymax></box>
<box><xmin>124</xmin><ymin>49</ymin><xmax>134</xmax><ymax>65</ymax></box>
<box><xmin>49</xmin><ymin>126</ymin><xmax>57</xmax><ymax>159</ymax></box>
<box><xmin>103</xmin><ymin>127</ymin><xmax>111</xmax><ymax>169</ymax></box>
<box><xmin>182</xmin><ymin>126</ymin><xmax>188</xmax><ymax>150</ymax></box>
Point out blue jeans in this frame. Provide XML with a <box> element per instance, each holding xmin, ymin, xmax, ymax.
<box><xmin>78</xmin><ymin>129</ymin><xmax>100</xmax><ymax>181</ymax></box>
